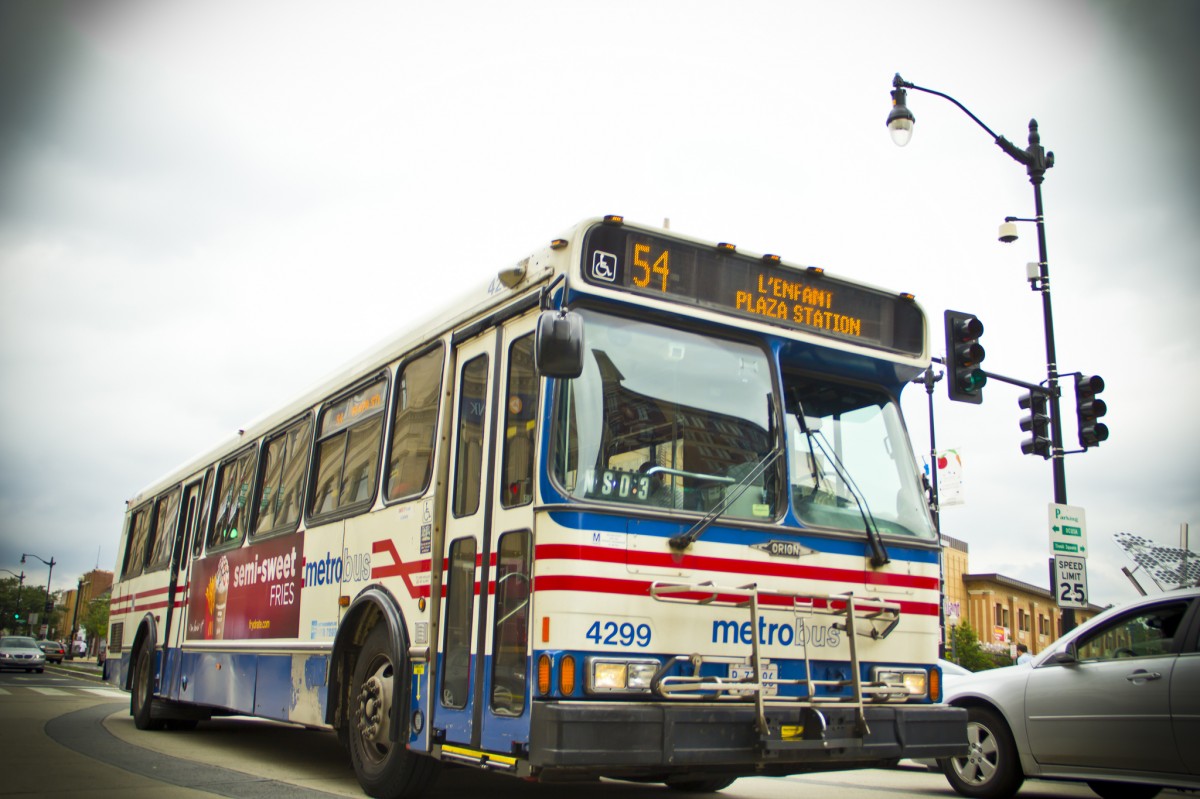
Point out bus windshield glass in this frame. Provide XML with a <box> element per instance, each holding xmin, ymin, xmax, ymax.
<box><xmin>785</xmin><ymin>374</ymin><xmax>935</xmax><ymax>540</ymax></box>
<box><xmin>553</xmin><ymin>310</ymin><xmax>778</xmax><ymax>520</ymax></box>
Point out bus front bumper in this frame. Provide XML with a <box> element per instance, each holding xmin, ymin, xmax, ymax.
<box><xmin>528</xmin><ymin>701</ymin><xmax>967</xmax><ymax>775</ymax></box>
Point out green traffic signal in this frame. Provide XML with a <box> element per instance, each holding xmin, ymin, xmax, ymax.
<box><xmin>944</xmin><ymin>309</ymin><xmax>986</xmax><ymax>404</ymax></box>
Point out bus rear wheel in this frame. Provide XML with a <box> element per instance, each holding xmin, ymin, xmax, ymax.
<box><xmin>347</xmin><ymin>624</ymin><xmax>439</xmax><ymax>798</ymax></box>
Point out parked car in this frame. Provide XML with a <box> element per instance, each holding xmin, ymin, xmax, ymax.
<box><xmin>938</xmin><ymin>586</ymin><xmax>1200</xmax><ymax>799</ymax></box>
<box><xmin>0</xmin><ymin>635</ymin><xmax>47</xmax><ymax>673</ymax></box>
<box><xmin>36</xmin><ymin>639</ymin><xmax>65</xmax><ymax>664</ymax></box>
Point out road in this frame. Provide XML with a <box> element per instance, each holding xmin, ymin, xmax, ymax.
<box><xmin>0</xmin><ymin>667</ymin><xmax>1189</xmax><ymax>799</ymax></box>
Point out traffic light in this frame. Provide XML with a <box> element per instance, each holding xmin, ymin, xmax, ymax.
<box><xmin>944</xmin><ymin>310</ymin><xmax>986</xmax><ymax>404</ymax></box>
<box><xmin>1075</xmin><ymin>374</ymin><xmax>1108</xmax><ymax>448</ymax></box>
<box><xmin>13</xmin><ymin>611</ymin><xmax>20</xmax><ymax>621</ymax></box>
<box><xmin>1018</xmin><ymin>391</ymin><xmax>1051</xmax><ymax>458</ymax></box>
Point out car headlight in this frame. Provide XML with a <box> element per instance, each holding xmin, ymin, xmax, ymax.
<box><xmin>871</xmin><ymin>666</ymin><xmax>929</xmax><ymax>700</ymax></box>
<box><xmin>586</xmin><ymin>658</ymin><xmax>660</xmax><ymax>694</ymax></box>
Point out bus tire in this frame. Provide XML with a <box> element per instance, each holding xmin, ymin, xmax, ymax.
<box><xmin>131</xmin><ymin>641</ymin><xmax>164</xmax><ymax>731</ymax></box>
<box><xmin>348</xmin><ymin>624</ymin><xmax>440</xmax><ymax>798</ymax></box>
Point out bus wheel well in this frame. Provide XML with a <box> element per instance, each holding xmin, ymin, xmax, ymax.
<box><xmin>126</xmin><ymin>616</ymin><xmax>157</xmax><ymax>691</ymax></box>
<box><xmin>327</xmin><ymin>590</ymin><xmax>408</xmax><ymax>737</ymax></box>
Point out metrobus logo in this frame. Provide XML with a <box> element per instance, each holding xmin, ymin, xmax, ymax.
<box><xmin>711</xmin><ymin>617</ymin><xmax>842</xmax><ymax>648</ymax></box>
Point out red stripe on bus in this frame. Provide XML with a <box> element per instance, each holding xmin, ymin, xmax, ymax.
<box><xmin>534</xmin><ymin>543</ymin><xmax>939</xmax><ymax>591</ymax></box>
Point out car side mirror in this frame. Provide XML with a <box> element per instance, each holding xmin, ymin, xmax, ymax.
<box><xmin>1044</xmin><ymin>649</ymin><xmax>1077</xmax><ymax>666</ymax></box>
<box><xmin>534</xmin><ymin>310</ymin><xmax>584</xmax><ymax>378</ymax></box>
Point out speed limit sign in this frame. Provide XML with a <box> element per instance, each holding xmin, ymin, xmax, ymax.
<box><xmin>1055</xmin><ymin>555</ymin><xmax>1089</xmax><ymax>609</ymax></box>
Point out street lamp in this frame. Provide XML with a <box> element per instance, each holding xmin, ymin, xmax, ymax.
<box><xmin>1</xmin><ymin>569</ymin><xmax>25</xmax><ymax>632</ymax></box>
<box><xmin>887</xmin><ymin>73</ymin><xmax>1075</xmax><ymax>630</ymax></box>
<box><xmin>21</xmin><ymin>553</ymin><xmax>56</xmax><ymax>637</ymax></box>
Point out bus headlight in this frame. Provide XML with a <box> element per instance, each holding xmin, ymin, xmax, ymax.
<box><xmin>586</xmin><ymin>658</ymin><xmax>659</xmax><ymax>694</ymax></box>
<box><xmin>871</xmin><ymin>666</ymin><xmax>928</xmax><ymax>700</ymax></box>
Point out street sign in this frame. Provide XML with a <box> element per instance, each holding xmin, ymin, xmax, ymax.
<box><xmin>1055</xmin><ymin>555</ymin><xmax>1089</xmax><ymax>609</ymax></box>
<box><xmin>1048</xmin><ymin>503</ymin><xmax>1088</xmax><ymax>557</ymax></box>
<box><xmin>39</xmin><ymin>623</ymin><xmax>48</xmax><ymax>637</ymax></box>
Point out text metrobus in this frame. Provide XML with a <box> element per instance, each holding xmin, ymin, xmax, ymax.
<box><xmin>107</xmin><ymin>216</ymin><xmax>965</xmax><ymax>798</ymax></box>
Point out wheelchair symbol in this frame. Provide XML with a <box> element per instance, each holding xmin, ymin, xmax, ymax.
<box><xmin>591</xmin><ymin>251</ymin><xmax>617</xmax><ymax>282</ymax></box>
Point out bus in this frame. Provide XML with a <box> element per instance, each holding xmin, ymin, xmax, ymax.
<box><xmin>107</xmin><ymin>215</ymin><xmax>966</xmax><ymax>797</ymax></box>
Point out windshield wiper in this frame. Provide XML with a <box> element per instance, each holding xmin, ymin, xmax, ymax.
<box><xmin>669</xmin><ymin>394</ymin><xmax>781</xmax><ymax>552</ymax></box>
<box><xmin>667</xmin><ymin>448</ymin><xmax>782</xmax><ymax>552</ymax></box>
<box><xmin>793</xmin><ymin>409</ymin><xmax>891</xmax><ymax>568</ymax></box>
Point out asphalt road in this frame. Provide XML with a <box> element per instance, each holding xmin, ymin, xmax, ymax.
<box><xmin>1</xmin><ymin>666</ymin><xmax>1191</xmax><ymax>799</ymax></box>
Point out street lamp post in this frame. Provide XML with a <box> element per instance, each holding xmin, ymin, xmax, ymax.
<box><xmin>887</xmin><ymin>73</ymin><xmax>1076</xmax><ymax>630</ymax></box>
<box><xmin>21</xmin><ymin>553</ymin><xmax>56</xmax><ymax>638</ymax></box>
<box><xmin>1</xmin><ymin>569</ymin><xmax>25</xmax><ymax>632</ymax></box>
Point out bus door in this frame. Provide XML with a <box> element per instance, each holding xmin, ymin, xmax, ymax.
<box><xmin>434</xmin><ymin>314</ymin><xmax>538</xmax><ymax>754</ymax></box>
<box><xmin>162</xmin><ymin>474</ymin><xmax>207</xmax><ymax>695</ymax></box>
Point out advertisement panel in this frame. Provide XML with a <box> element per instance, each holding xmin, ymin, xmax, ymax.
<box><xmin>186</xmin><ymin>532</ymin><xmax>304</xmax><ymax>640</ymax></box>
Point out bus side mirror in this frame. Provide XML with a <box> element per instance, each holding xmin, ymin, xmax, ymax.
<box><xmin>535</xmin><ymin>310</ymin><xmax>584</xmax><ymax>378</ymax></box>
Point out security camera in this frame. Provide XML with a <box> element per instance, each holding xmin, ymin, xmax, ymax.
<box><xmin>998</xmin><ymin>222</ymin><xmax>1019</xmax><ymax>243</ymax></box>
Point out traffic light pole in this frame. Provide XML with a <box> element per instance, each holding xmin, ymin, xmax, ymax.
<box><xmin>888</xmin><ymin>77</ymin><xmax>1076</xmax><ymax>631</ymax></box>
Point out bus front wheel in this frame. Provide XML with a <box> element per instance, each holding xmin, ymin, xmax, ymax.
<box><xmin>347</xmin><ymin>624</ymin><xmax>440</xmax><ymax>798</ymax></box>
<box><xmin>131</xmin><ymin>642</ymin><xmax>163</xmax><ymax>731</ymax></box>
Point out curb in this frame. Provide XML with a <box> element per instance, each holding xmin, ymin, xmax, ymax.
<box><xmin>48</xmin><ymin>662</ymin><xmax>106</xmax><ymax>683</ymax></box>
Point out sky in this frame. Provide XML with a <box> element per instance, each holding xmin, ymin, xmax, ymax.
<box><xmin>1</xmin><ymin>0</ymin><xmax>1197</xmax><ymax>610</ymax></box>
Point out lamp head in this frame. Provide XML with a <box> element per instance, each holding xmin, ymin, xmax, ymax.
<box><xmin>887</xmin><ymin>75</ymin><xmax>915</xmax><ymax>147</ymax></box>
<box><xmin>998</xmin><ymin>221</ymin><xmax>1019</xmax><ymax>243</ymax></box>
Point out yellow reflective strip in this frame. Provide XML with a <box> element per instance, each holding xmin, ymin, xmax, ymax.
<box><xmin>441</xmin><ymin>744</ymin><xmax>518</xmax><ymax>766</ymax></box>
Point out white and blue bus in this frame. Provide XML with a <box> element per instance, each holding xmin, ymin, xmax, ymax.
<box><xmin>107</xmin><ymin>216</ymin><xmax>965</xmax><ymax>797</ymax></box>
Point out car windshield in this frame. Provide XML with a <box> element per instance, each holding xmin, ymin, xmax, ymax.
<box><xmin>785</xmin><ymin>373</ymin><xmax>935</xmax><ymax>540</ymax></box>
<box><xmin>3</xmin><ymin>636</ymin><xmax>38</xmax><ymax>648</ymax></box>
<box><xmin>552</xmin><ymin>310</ymin><xmax>778</xmax><ymax>519</ymax></box>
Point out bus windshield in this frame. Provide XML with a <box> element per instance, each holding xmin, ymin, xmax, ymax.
<box><xmin>553</xmin><ymin>310</ymin><xmax>778</xmax><ymax>520</ymax></box>
<box><xmin>785</xmin><ymin>374</ymin><xmax>935</xmax><ymax>540</ymax></box>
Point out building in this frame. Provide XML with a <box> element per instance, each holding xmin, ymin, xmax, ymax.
<box><xmin>61</xmin><ymin>569</ymin><xmax>114</xmax><ymax>650</ymax></box>
<box><xmin>941</xmin><ymin>535</ymin><xmax>1101</xmax><ymax>658</ymax></box>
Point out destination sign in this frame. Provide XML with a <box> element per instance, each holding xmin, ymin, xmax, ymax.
<box><xmin>581</xmin><ymin>223</ymin><xmax>924</xmax><ymax>356</ymax></box>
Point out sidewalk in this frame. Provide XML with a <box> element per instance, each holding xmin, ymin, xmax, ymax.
<box><xmin>49</xmin><ymin>655</ymin><xmax>106</xmax><ymax>682</ymax></box>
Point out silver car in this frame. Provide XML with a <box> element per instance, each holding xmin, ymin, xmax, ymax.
<box><xmin>939</xmin><ymin>586</ymin><xmax>1200</xmax><ymax>799</ymax></box>
<box><xmin>0</xmin><ymin>635</ymin><xmax>47</xmax><ymax>673</ymax></box>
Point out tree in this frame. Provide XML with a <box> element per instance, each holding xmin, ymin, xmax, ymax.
<box><xmin>82</xmin><ymin>594</ymin><xmax>110</xmax><ymax>656</ymax></box>
<box><xmin>947</xmin><ymin>620</ymin><xmax>1003</xmax><ymax>673</ymax></box>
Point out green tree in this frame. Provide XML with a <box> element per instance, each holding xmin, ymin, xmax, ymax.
<box><xmin>82</xmin><ymin>595</ymin><xmax>109</xmax><ymax>654</ymax></box>
<box><xmin>947</xmin><ymin>621</ymin><xmax>1002</xmax><ymax>673</ymax></box>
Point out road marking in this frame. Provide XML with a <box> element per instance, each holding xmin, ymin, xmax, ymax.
<box><xmin>0</xmin><ymin>688</ymin><xmax>9</xmax><ymax>695</ymax></box>
<box><xmin>29</xmin><ymin>687</ymin><xmax>71</xmax><ymax>695</ymax></box>
<box><xmin>80</xmin><ymin>687</ymin><xmax>126</xmax><ymax>698</ymax></box>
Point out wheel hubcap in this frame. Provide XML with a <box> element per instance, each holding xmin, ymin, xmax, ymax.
<box><xmin>356</xmin><ymin>660</ymin><xmax>394</xmax><ymax>754</ymax></box>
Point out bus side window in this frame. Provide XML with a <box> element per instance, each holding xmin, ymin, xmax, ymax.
<box><xmin>121</xmin><ymin>506</ymin><xmax>152</xmax><ymax>579</ymax></box>
<box><xmin>255</xmin><ymin>416</ymin><xmax>312</xmax><ymax>537</ymax></box>
<box><xmin>145</xmin><ymin>487</ymin><xmax>181</xmax><ymax>573</ymax></box>
<box><xmin>308</xmin><ymin>377</ymin><xmax>388</xmax><ymax>521</ymax></box>
<box><xmin>210</xmin><ymin>448</ymin><xmax>257</xmax><ymax>550</ymax></box>
<box><xmin>191</xmin><ymin>469</ymin><xmax>214</xmax><ymax>558</ymax></box>
<box><xmin>386</xmin><ymin>345</ymin><xmax>444</xmax><ymax>502</ymax></box>
<box><xmin>500</xmin><ymin>335</ymin><xmax>537</xmax><ymax>508</ymax></box>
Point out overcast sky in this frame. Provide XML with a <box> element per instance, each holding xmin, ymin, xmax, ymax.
<box><xmin>1</xmin><ymin>1</ymin><xmax>1197</xmax><ymax>609</ymax></box>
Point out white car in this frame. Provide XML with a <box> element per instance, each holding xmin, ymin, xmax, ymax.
<box><xmin>0</xmin><ymin>635</ymin><xmax>46</xmax><ymax>673</ymax></box>
<box><xmin>938</xmin><ymin>586</ymin><xmax>1200</xmax><ymax>799</ymax></box>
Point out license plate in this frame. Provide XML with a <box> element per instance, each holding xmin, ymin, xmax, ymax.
<box><xmin>728</xmin><ymin>662</ymin><xmax>778</xmax><ymax>696</ymax></box>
